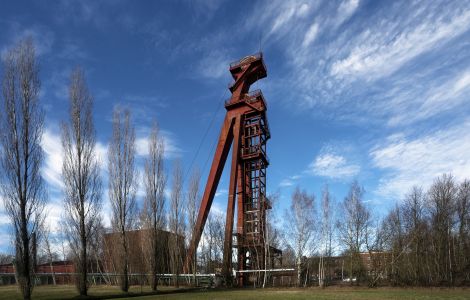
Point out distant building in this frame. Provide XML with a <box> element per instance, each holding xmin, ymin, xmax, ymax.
<box><xmin>0</xmin><ymin>228</ymin><xmax>185</xmax><ymax>286</ymax></box>
<box><xmin>0</xmin><ymin>261</ymin><xmax>76</xmax><ymax>285</ymax></box>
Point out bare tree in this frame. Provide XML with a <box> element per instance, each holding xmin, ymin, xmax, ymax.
<box><xmin>427</xmin><ymin>173</ymin><xmax>456</xmax><ymax>284</ymax></box>
<box><xmin>402</xmin><ymin>186</ymin><xmax>427</xmax><ymax>284</ymax></box>
<box><xmin>42</xmin><ymin>223</ymin><xmax>57</xmax><ymax>285</ymax></box>
<box><xmin>61</xmin><ymin>68</ymin><xmax>102</xmax><ymax>295</ymax></box>
<box><xmin>0</xmin><ymin>38</ymin><xmax>46</xmax><ymax>300</ymax></box>
<box><xmin>337</xmin><ymin>180</ymin><xmax>370</xmax><ymax>285</ymax></box>
<box><xmin>169</xmin><ymin>161</ymin><xmax>184</xmax><ymax>287</ymax></box>
<box><xmin>201</xmin><ymin>211</ymin><xmax>224</xmax><ymax>274</ymax></box>
<box><xmin>285</xmin><ymin>187</ymin><xmax>315</xmax><ymax>287</ymax></box>
<box><xmin>141</xmin><ymin>122</ymin><xmax>166</xmax><ymax>291</ymax></box>
<box><xmin>319</xmin><ymin>184</ymin><xmax>333</xmax><ymax>287</ymax></box>
<box><xmin>186</xmin><ymin>168</ymin><xmax>200</xmax><ymax>285</ymax></box>
<box><xmin>108</xmin><ymin>108</ymin><xmax>137</xmax><ymax>292</ymax></box>
<box><xmin>264</xmin><ymin>192</ymin><xmax>281</xmax><ymax>288</ymax></box>
<box><xmin>88</xmin><ymin>219</ymin><xmax>109</xmax><ymax>284</ymax></box>
<box><xmin>456</xmin><ymin>180</ymin><xmax>470</xmax><ymax>281</ymax></box>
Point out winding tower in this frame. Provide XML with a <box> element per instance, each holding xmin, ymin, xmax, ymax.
<box><xmin>184</xmin><ymin>53</ymin><xmax>274</xmax><ymax>286</ymax></box>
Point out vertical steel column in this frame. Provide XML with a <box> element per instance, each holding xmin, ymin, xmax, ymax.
<box><xmin>184</xmin><ymin>54</ymin><xmax>269</xmax><ymax>286</ymax></box>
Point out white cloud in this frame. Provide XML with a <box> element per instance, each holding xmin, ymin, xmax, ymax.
<box><xmin>0</xmin><ymin>231</ymin><xmax>12</xmax><ymax>252</ymax></box>
<box><xmin>44</xmin><ymin>202</ymin><xmax>65</xmax><ymax>233</ymax></box>
<box><xmin>279</xmin><ymin>179</ymin><xmax>294</xmax><ymax>187</ymax></box>
<box><xmin>331</xmin><ymin>8</ymin><xmax>470</xmax><ymax>80</ymax></box>
<box><xmin>371</xmin><ymin>119</ymin><xmax>470</xmax><ymax>199</ymax></box>
<box><xmin>297</xmin><ymin>3</ymin><xmax>311</xmax><ymax>17</ymax></box>
<box><xmin>196</xmin><ymin>49</ymin><xmax>230</xmax><ymax>79</ymax></box>
<box><xmin>336</xmin><ymin>0</ymin><xmax>360</xmax><ymax>26</ymax></box>
<box><xmin>388</xmin><ymin>69</ymin><xmax>470</xmax><ymax>126</ymax></box>
<box><xmin>0</xmin><ymin>23</ymin><xmax>55</xmax><ymax>59</ymax></box>
<box><xmin>245</xmin><ymin>0</ymin><xmax>314</xmax><ymax>46</ymax></box>
<box><xmin>308</xmin><ymin>152</ymin><xmax>360</xmax><ymax>179</ymax></box>
<box><xmin>41</xmin><ymin>129</ymin><xmax>64</xmax><ymax>190</ymax></box>
<box><xmin>42</xmin><ymin>128</ymin><xmax>108</xmax><ymax>189</ymax></box>
<box><xmin>279</xmin><ymin>174</ymin><xmax>303</xmax><ymax>187</ymax></box>
<box><xmin>302</xmin><ymin>22</ymin><xmax>319</xmax><ymax>48</ymax></box>
<box><xmin>215</xmin><ymin>188</ymin><xmax>228</xmax><ymax>198</ymax></box>
<box><xmin>0</xmin><ymin>195</ymin><xmax>8</xmax><ymax>226</ymax></box>
<box><xmin>269</xmin><ymin>5</ymin><xmax>297</xmax><ymax>36</ymax></box>
<box><xmin>135</xmin><ymin>129</ymin><xmax>181</xmax><ymax>159</ymax></box>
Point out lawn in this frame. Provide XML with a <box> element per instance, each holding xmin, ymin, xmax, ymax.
<box><xmin>0</xmin><ymin>285</ymin><xmax>468</xmax><ymax>300</ymax></box>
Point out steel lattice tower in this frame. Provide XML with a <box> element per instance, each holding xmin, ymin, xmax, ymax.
<box><xmin>184</xmin><ymin>53</ymin><xmax>274</xmax><ymax>286</ymax></box>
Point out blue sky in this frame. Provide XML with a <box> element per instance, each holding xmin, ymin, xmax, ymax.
<box><xmin>1</xmin><ymin>0</ymin><xmax>470</xmax><ymax>253</ymax></box>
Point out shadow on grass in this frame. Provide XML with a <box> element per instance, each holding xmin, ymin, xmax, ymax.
<box><xmin>72</xmin><ymin>287</ymin><xmax>203</xmax><ymax>300</ymax></box>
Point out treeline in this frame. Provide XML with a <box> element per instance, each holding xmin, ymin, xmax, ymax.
<box><xmin>377</xmin><ymin>175</ymin><xmax>470</xmax><ymax>286</ymax></box>
<box><xmin>285</xmin><ymin>175</ymin><xmax>470</xmax><ymax>287</ymax></box>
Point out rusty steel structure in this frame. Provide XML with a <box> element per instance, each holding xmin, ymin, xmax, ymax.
<box><xmin>184</xmin><ymin>53</ymin><xmax>276</xmax><ymax>286</ymax></box>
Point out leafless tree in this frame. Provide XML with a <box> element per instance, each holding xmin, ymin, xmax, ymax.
<box><xmin>427</xmin><ymin>173</ymin><xmax>456</xmax><ymax>284</ymax></box>
<box><xmin>0</xmin><ymin>37</ymin><xmax>46</xmax><ymax>300</ymax></box>
<box><xmin>169</xmin><ymin>160</ymin><xmax>185</xmax><ymax>287</ymax></box>
<box><xmin>141</xmin><ymin>121</ymin><xmax>166</xmax><ymax>291</ymax></box>
<box><xmin>201</xmin><ymin>211</ymin><xmax>224</xmax><ymax>274</ymax></box>
<box><xmin>88</xmin><ymin>219</ymin><xmax>108</xmax><ymax>284</ymax></box>
<box><xmin>263</xmin><ymin>192</ymin><xmax>281</xmax><ymax>288</ymax></box>
<box><xmin>337</xmin><ymin>180</ymin><xmax>370</xmax><ymax>285</ymax></box>
<box><xmin>0</xmin><ymin>253</ymin><xmax>14</xmax><ymax>264</ymax></box>
<box><xmin>401</xmin><ymin>186</ymin><xmax>427</xmax><ymax>284</ymax></box>
<box><xmin>319</xmin><ymin>184</ymin><xmax>333</xmax><ymax>287</ymax></box>
<box><xmin>42</xmin><ymin>223</ymin><xmax>57</xmax><ymax>285</ymax></box>
<box><xmin>285</xmin><ymin>187</ymin><xmax>316</xmax><ymax>286</ymax></box>
<box><xmin>186</xmin><ymin>168</ymin><xmax>200</xmax><ymax>284</ymax></box>
<box><xmin>61</xmin><ymin>68</ymin><xmax>102</xmax><ymax>295</ymax></box>
<box><xmin>456</xmin><ymin>180</ymin><xmax>470</xmax><ymax>281</ymax></box>
<box><xmin>108</xmin><ymin>108</ymin><xmax>137</xmax><ymax>292</ymax></box>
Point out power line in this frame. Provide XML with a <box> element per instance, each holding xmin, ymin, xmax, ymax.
<box><xmin>182</xmin><ymin>89</ymin><xmax>227</xmax><ymax>184</ymax></box>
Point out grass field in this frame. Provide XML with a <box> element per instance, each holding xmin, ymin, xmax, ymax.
<box><xmin>0</xmin><ymin>285</ymin><xmax>468</xmax><ymax>300</ymax></box>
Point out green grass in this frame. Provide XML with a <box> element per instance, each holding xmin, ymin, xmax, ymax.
<box><xmin>0</xmin><ymin>285</ymin><xmax>178</xmax><ymax>300</ymax></box>
<box><xmin>0</xmin><ymin>285</ymin><xmax>468</xmax><ymax>300</ymax></box>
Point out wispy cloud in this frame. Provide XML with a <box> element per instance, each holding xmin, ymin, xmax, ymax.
<box><xmin>196</xmin><ymin>49</ymin><xmax>231</xmax><ymax>79</ymax></box>
<box><xmin>335</xmin><ymin>0</ymin><xmax>360</xmax><ymax>27</ymax></box>
<box><xmin>41</xmin><ymin>129</ymin><xmax>64</xmax><ymax>190</ymax></box>
<box><xmin>0</xmin><ymin>197</ymin><xmax>9</xmax><ymax>226</ymax></box>
<box><xmin>215</xmin><ymin>188</ymin><xmax>228</xmax><ymax>198</ymax></box>
<box><xmin>330</xmin><ymin>7</ymin><xmax>470</xmax><ymax>80</ymax></box>
<box><xmin>243</xmin><ymin>1</ymin><xmax>470</xmax><ymax>128</ymax></box>
<box><xmin>41</xmin><ymin>128</ymin><xmax>108</xmax><ymax>191</ymax></box>
<box><xmin>307</xmin><ymin>152</ymin><xmax>360</xmax><ymax>179</ymax></box>
<box><xmin>279</xmin><ymin>175</ymin><xmax>303</xmax><ymax>187</ymax></box>
<box><xmin>387</xmin><ymin>69</ymin><xmax>470</xmax><ymax>126</ymax></box>
<box><xmin>279</xmin><ymin>145</ymin><xmax>360</xmax><ymax>186</ymax></box>
<box><xmin>302</xmin><ymin>22</ymin><xmax>319</xmax><ymax>48</ymax></box>
<box><xmin>370</xmin><ymin>119</ymin><xmax>470</xmax><ymax>199</ymax></box>
<box><xmin>135</xmin><ymin>129</ymin><xmax>182</xmax><ymax>159</ymax></box>
<box><xmin>0</xmin><ymin>23</ymin><xmax>55</xmax><ymax>58</ymax></box>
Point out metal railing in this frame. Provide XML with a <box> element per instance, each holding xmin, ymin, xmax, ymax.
<box><xmin>229</xmin><ymin>52</ymin><xmax>263</xmax><ymax>69</ymax></box>
<box><xmin>224</xmin><ymin>89</ymin><xmax>266</xmax><ymax>108</ymax></box>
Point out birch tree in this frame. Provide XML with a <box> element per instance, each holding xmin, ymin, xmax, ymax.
<box><xmin>319</xmin><ymin>184</ymin><xmax>333</xmax><ymax>287</ymax></box>
<box><xmin>456</xmin><ymin>180</ymin><xmax>470</xmax><ymax>281</ymax></box>
<box><xmin>337</xmin><ymin>180</ymin><xmax>370</xmax><ymax>285</ymax></box>
<box><xmin>427</xmin><ymin>174</ymin><xmax>456</xmax><ymax>284</ymax></box>
<box><xmin>285</xmin><ymin>187</ymin><xmax>315</xmax><ymax>286</ymax></box>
